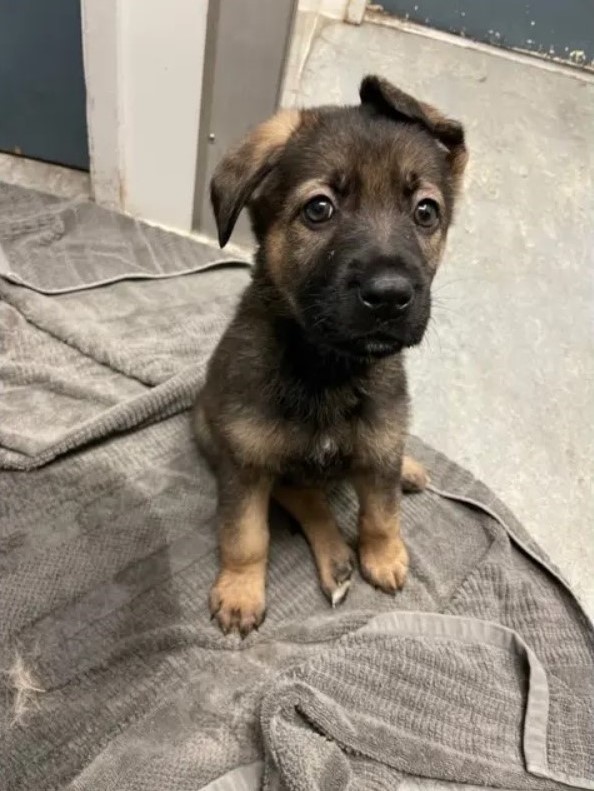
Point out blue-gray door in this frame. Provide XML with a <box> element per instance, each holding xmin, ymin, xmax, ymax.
<box><xmin>377</xmin><ymin>0</ymin><xmax>594</xmax><ymax>70</ymax></box>
<box><xmin>0</xmin><ymin>0</ymin><xmax>89</xmax><ymax>169</ymax></box>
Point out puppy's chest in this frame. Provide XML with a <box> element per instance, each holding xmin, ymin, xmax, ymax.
<box><xmin>280</xmin><ymin>426</ymin><xmax>354</xmax><ymax>484</ymax></box>
<box><xmin>310</xmin><ymin>433</ymin><xmax>342</xmax><ymax>464</ymax></box>
<box><xmin>276</xmin><ymin>384</ymin><xmax>360</xmax><ymax>457</ymax></box>
<box><xmin>278</xmin><ymin>390</ymin><xmax>382</xmax><ymax>479</ymax></box>
<box><xmin>304</xmin><ymin>427</ymin><xmax>352</xmax><ymax>468</ymax></box>
<box><xmin>228</xmin><ymin>364</ymin><xmax>408</xmax><ymax>477</ymax></box>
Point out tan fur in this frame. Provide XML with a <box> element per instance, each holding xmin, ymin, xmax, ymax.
<box><xmin>224</xmin><ymin>413</ymin><xmax>357</xmax><ymax>474</ymax></box>
<box><xmin>223</xmin><ymin>414</ymin><xmax>301</xmax><ymax>470</ymax></box>
<box><xmin>264</xmin><ymin>222</ymin><xmax>289</xmax><ymax>287</ymax></box>
<box><xmin>219</xmin><ymin>476</ymin><xmax>272</xmax><ymax>567</ymax></box>
<box><xmin>415</xmin><ymin>96</ymin><xmax>468</xmax><ymax>194</ymax></box>
<box><xmin>353</xmin><ymin>474</ymin><xmax>409</xmax><ymax>592</ymax></box>
<box><xmin>401</xmin><ymin>454</ymin><xmax>429</xmax><ymax>492</ymax></box>
<box><xmin>250</xmin><ymin>109</ymin><xmax>302</xmax><ymax>162</ymax></box>
<box><xmin>355</xmin><ymin>414</ymin><xmax>405</xmax><ymax>470</ymax></box>
<box><xmin>210</xmin><ymin>476</ymin><xmax>272</xmax><ymax>635</ymax></box>
<box><xmin>419</xmin><ymin>101</ymin><xmax>468</xmax><ymax>193</ymax></box>
<box><xmin>426</xmin><ymin>234</ymin><xmax>447</xmax><ymax>266</ymax></box>
<box><xmin>265</xmin><ymin>219</ymin><xmax>328</xmax><ymax>297</ymax></box>
<box><xmin>223</xmin><ymin>109</ymin><xmax>302</xmax><ymax>178</ymax></box>
<box><xmin>448</xmin><ymin>146</ymin><xmax>469</xmax><ymax>195</ymax></box>
<box><xmin>209</xmin><ymin>566</ymin><xmax>267</xmax><ymax>636</ymax></box>
<box><xmin>266</xmin><ymin>178</ymin><xmax>332</xmax><ymax>284</ymax></box>
<box><xmin>274</xmin><ymin>486</ymin><xmax>353</xmax><ymax>601</ymax></box>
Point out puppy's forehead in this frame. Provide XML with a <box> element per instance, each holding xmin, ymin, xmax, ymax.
<box><xmin>281</xmin><ymin>108</ymin><xmax>448</xmax><ymax>192</ymax></box>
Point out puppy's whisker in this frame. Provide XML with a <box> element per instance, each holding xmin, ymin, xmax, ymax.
<box><xmin>432</xmin><ymin>275</ymin><xmax>482</xmax><ymax>294</ymax></box>
<box><xmin>422</xmin><ymin>317</ymin><xmax>444</xmax><ymax>356</ymax></box>
<box><xmin>431</xmin><ymin>302</ymin><xmax>457</xmax><ymax>318</ymax></box>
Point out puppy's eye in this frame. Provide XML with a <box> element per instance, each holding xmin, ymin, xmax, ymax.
<box><xmin>414</xmin><ymin>198</ymin><xmax>440</xmax><ymax>230</ymax></box>
<box><xmin>303</xmin><ymin>195</ymin><xmax>334</xmax><ymax>225</ymax></box>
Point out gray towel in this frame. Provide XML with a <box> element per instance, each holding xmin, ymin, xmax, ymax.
<box><xmin>0</xmin><ymin>183</ymin><xmax>251</xmax><ymax>469</ymax></box>
<box><xmin>0</xmin><ymin>182</ymin><xmax>237</xmax><ymax>294</ymax></box>
<box><xmin>1</xmin><ymin>182</ymin><xmax>592</xmax><ymax>791</ymax></box>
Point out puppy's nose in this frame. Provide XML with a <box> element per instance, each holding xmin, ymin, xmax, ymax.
<box><xmin>358</xmin><ymin>273</ymin><xmax>414</xmax><ymax>313</ymax></box>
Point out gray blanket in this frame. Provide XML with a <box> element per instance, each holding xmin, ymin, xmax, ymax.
<box><xmin>1</xmin><ymin>182</ymin><xmax>592</xmax><ymax>791</ymax></box>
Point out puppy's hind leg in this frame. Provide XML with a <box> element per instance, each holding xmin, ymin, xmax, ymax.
<box><xmin>273</xmin><ymin>486</ymin><xmax>355</xmax><ymax>606</ymax></box>
<box><xmin>401</xmin><ymin>455</ymin><xmax>429</xmax><ymax>493</ymax></box>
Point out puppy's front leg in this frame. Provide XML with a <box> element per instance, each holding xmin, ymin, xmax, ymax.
<box><xmin>274</xmin><ymin>486</ymin><xmax>354</xmax><ymax>607</ymax></box>
<box><xmin>353</xmin><ymin>472</ymin><xmax>408</xmax><ymax>593</ymax></box>
<box><xmin>210</xmin><ymin>463</ymin><xmax>272</xmax><ymax>636</ymax></box>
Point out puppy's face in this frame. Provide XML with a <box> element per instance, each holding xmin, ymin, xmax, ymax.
<box><xmin>212</xmin><ymin>77</ymin><xmax>467</xmax><ymax>359</ymax></box>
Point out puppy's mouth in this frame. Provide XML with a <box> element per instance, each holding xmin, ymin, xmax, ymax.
<box><xmin>299</xmin><ymin>295</ymin><xmax>430</xmax><ymax>359</ymax></box>
<box><xmin>303</xmin><ymin>321</ymin><xmax>425</xmax><ymax>360</ymax></box>
<box><xmin>358</xmin><ymin>336</ymin><xmax>405</xmax><ymax>357</ymax></box>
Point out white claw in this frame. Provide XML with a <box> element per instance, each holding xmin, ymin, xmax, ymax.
<box><xmin>331</xmin><ymin>578</ymin><xmax>351</xmax><ymax>607</ymax></box>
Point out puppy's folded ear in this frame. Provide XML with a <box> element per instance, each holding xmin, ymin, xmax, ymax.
<box><xmin>360</xmin><ymin>75</ymin><xmax>468</xmax><ymax>192</ymax></box>
<box><xmin>210</xmin><ymin>109</ymin><xmax>302</xmax><ymax>247</ymax></box>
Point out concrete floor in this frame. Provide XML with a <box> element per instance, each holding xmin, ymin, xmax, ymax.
<box><xmin>283</xmin><ymin>13</ymin><xmax>594</xmax><ymax>619</ymax></box>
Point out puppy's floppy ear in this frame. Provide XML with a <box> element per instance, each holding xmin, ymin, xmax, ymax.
<box><xmin>360</xmin><ymin>75</ymin><xmax>468</xmax><ymax>192</ymax></box>
<box><xmin>210</xmin><ymin>109</ymin><xmax>302</xmax><ymax>247</ymax></box>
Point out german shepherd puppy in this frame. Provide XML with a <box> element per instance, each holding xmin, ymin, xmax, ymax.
<box><xmin>194</xmin><ymin>76</ymin><xmax>467</xmax><ymax>635</ymax></box>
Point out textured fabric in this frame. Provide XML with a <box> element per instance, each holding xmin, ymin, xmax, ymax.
<box><xmin>260</xmin><ymin>610</ymin><xmax>592</xmax><ymax>791</ymax></box>
<box><xmin>0</xmin><ymin>181</ymin><xmax>251</xmax><ymax>470</ymax></box>
<box><xmin>1</xmin><ymin>183</ymin><xmax>592</xmax><ymax>791</ymax></box>
<box><xmin>0</xmin><ymin>182</ymin><xmax>236</xmax><ymax>293</ymax></box>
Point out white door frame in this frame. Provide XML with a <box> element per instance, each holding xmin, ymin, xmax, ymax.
<box><xmin>81</xmin><ymin>0</ymin><xmax>209</xmax><ymax>232</ymax></box>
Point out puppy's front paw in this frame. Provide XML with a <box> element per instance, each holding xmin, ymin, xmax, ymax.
<box><xmin>319</xmin><ymin>544</ymin><xmax>356</xmax><ymax>607</ymax></box>
<box><xmin>401</xmin><ymin>455</ymin><xmax>429</xmax><ymax>493</ymax></box>
<box><xmin>359</xmin><ymin>535</ymin><xmax>408</xmax><ymax>593</ymax></box>
<box><xmin>209</xmin><ymin>568</ymin><xmax>266</xmax><ymax>636</ymax></box>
